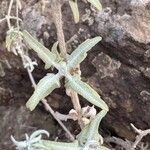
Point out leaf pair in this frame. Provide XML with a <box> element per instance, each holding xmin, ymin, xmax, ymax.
<box><xmin>22</xmin><ymin>30</ymin><xmax>108</xmax><ymax>113</ymax></box>
<box><xmin>69</xmin><ymin>0</ymin><xmax>102</xmax><ymax>23</ymax></box>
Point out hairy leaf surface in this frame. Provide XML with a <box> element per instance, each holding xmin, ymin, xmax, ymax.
<box><xmin>67</xmin><ymin>36</ymin><xmax>102</xmax><ymax>69</ymax></box>
<box><xmin>41</xmin><ymin>140</ymin><xmax>80</xmax><ymax>150</ymax></box>
<box><xmin>41</xmin><ymin>139</ymin><xmax>109</xmax><ymax>150</ymax></box>
<box><xmin>77</xmin><ymin>110</ymin><xmax>107</xmax><ymax>146</ymax></box>
<box><xmin>51</xmin><ymin>41</ymin><xmax>62</xmax><ymax>62</ymax></box>
<box><xmin>69</xmin><ymin>0</ymin><xmax>79</xmax><ymax>23</ymax></box>
<box><xmin>87</xmin><ymin>0</ymin><xmax>102</xmax><ymax>11</ymax></box>
<box><xmin>26</xmin><ymin>73</ymin><xmax>61</xmax><ymax>111</ymax></box>
<box><xmin>65</xmin><ymin>74</ymin><xmax>108</xmax><ymax>111</ymax></box>
<box><xmin>22</xmin><ymin>30</ymin><xmax>57</xmax><ymax>69</ymax></box>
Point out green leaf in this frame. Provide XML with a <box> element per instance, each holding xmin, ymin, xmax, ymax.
<box><xmin>41</xmin><ymin>140</ymin><xmax>80</xmax><ymax>150</ymax></box>
<box><xmin>87</xmin><ymin>0</ymin><xmax>102</xmax><ymax>11</ymax></box>
<box><xmin>67</xmin><ymin>36</ymin><xmax>102</xmax><ymax>69</ymax></box>
<box><xmin>22</xmin><ymin>30</ymin><xmax>58</xmax><ymax>69</ymax></box>
<box><xmin>99</xmin><ymin>146</ymin><xmax>110</xmax><ymax>150</ymax></box>
<box><xmin>77</xmin><ymin>110</ymin><xmax>107</xmax><ymax>146</ymax></box>
<box><xmin>26</xmin><ymin>73</ymin><xmax>61</xmax><ymax>111</ymax></box>
<box><xmin>69</xmin><ymin>0</ymin><xmax>79</xmax><ymax>23</ymax></box>
<box><xmin>30</xmin><ymin>130</ymin><xmax>49</xmax><ymax>140</ymax></box>
<box><xmin>51</xmin><ymin>41</ymin><xmax>63</xmax><ymax>62</ymax></box>
<box><xmin>65</xmin><ymin>74</ymin><xmax>108</xmax><ymax>111</ymax></box>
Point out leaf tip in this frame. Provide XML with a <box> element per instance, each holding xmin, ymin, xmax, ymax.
<box><xmin>95</xmin><ymin>36</ymin><xmax>102</xmax><ymax>42</ymax></box>
<box><xmin>26</xmin><ymin>99</ymin><xmax>35</xmax><ymax>111</ymax></box>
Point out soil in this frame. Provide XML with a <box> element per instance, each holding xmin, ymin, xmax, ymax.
<box><xmin>0</xmin><ymin>0</ymin><xmax>150</xmax><ymax>149</ymax></box>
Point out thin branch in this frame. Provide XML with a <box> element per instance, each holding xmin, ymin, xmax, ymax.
<box><xmin>105</xmin><ymin>137</ymin><xmax>132</xmax><ymax>150</ymax></box>
<box><xmin>55</xmin><ymin>111</ymin><xmax>76</xmax><ymax>121</ymax></box>
<box><xmin>106</xmin><ymin>124</ymin><xmax>150</xmax><ymax>150</ymax></box>
<box><xmin>0</xmin><ymin>0</ymin><xmax>22</xmax><ymax>28</ymax></box>
<box><xmin>0</xmin><ymin>16</ymin><xmax>22</xmax><ymax>23</ymax></box>
<box><xmin>16</xmin><ymin>0</ymin><xmax>19</xmax><ymax>29</ymax></box>
<box><xmin>7</xmin><ymin>0</ymin><xmax>14</xmax><ymax>29</ymax></box>
<box><xmin>51</xmin><ymin>0</ymin><xmax>82</xmax><ymax>127</ymax></box>
<box><xmin>131</xmin><ymin>124</ymin><xmax>150</xmax><ymax>150</ymax></box>
<box><xmin>51</xmin><ymin>0</ymin><xmax>67</xmax><ymax>58</ymax></box>
<box><xmin>27</xmin><ymin>68</ymin><xmax>75</xmax><ymax>141</ymax></box>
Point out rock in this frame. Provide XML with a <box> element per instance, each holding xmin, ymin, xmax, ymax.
<box><xmin>92</xmin><ymin>52</ymin><xmax>121</xmax><ymax>78</ymax></box>
<box><xmin>0</xmin><ymin>106</ymin><xmax>56</xmax><ymax>150</ymax></box>
<box><xmin>91</xmin><ymin>0</ymin><xmax>150</xmax><ymax>140</ymax></box>
<box><xmin>142</xmin><ymin>67</ymin><xmax>150</xmax><ymax>79</ymax></box>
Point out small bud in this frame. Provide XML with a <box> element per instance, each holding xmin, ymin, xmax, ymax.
<box><xmin>69</xmin><ymin>109</ymin><xmax>78</xmax><ymax>121</ymax></box>
<box><xmin>82</xmin><ymin>117</ymin><xmax>90</xmax><ymax>126</ymax></box>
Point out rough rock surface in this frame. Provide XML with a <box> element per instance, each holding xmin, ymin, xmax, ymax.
<box><xmin>0</xmin><ymin>0</ymin><xmax>150</xmax><ymax>149</ymax></box>
<box><xmin>92</xmin><ymin>0</ymin><xmax>150</xmax><ymax>140</ymax></box>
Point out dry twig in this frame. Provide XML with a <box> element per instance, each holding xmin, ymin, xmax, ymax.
<box><xmin>105</xmin><ymin>124</ymin><xmax>150</xmax><ymax>150</ymax></box>
<box><xmin>50</xmin><ymin>0</ymin><xmax>83</xmax><ymax>128</ymax></box>
<box><xmin>105</xmin><ymin>137</ymin><xmax>132</xmax><ymax>150</ymax></box>
<box><xmin>131</xmin><ymin>124</ymin><xmax>150</xmax><ymax>150</ymax></box>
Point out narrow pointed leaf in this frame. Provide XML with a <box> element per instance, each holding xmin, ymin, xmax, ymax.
<box><xmin>99</xmin><ymin>146</ymin><xmax>110</xmax><ymax>150</ymax></box>
<box><xmin>51</xmin><ymin>41</ymin><xmax>62</xmax><ymax>62</ymax></box>
<box><xmin>87</xmin><ymin>0</ymin><xmax>102</xmax><ymax>11</ymax></box>
<box><xmin>67</xmin><ymin>36</ymin><xmax>102</xmax><ymax>69</ymax></box>
<box><xmin>77</xmin><ymin>110</ymin><xmax>107</xmax><ymax>145</ymax></box>
<box><xmin>30</xmin><ymin>130</ymin><xmax>49</xmax><ymax>140</ymax></box>
<box><xmin>69</xmin><ymin>0</ymin><xmax>79</xmax><ymax>23</ymax></box>
<box><xmin>51</xmin><ymin>41</ymin><xmax>59</xmax><ymax>55</ymax></box>
<box><xmin>26</xmin><ymin>73</ymin><xmax>61</xmax><ymax>111</ymax></box>
<box><xmin>22</xmin><ymin>30</ymin><xmax>57</xmax><ymax>69</ymax></box>
<box><xmin>65</xmin><ymin>74</ymin><xmax>108</xmax><ymax>111</ymax></box>
<box><xmin>41</xmin><ymin>140</ymin><xmax>80</xmax><ymax>150</ymax></box>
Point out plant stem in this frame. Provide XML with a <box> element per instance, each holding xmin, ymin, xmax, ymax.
<box><xmin>51</xmin><ymin>0</ymin><xmax>67</xmax><ymax>59</ymax></box>
<box><xmin>131</xmin><ymin>124</ymin><xmax>150</xmax><ymax>150</ymax></box>
<box><xmin>51</xmin><ymin>0</ymin><xmax>82</xmax><ymax>127</ymax></box>
<box><xmin>7</xmin><ymin>0</ymin><xmax>14</xmax><ymax>29</ymax></box>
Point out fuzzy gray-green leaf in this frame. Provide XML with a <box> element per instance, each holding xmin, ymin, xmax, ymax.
<box><xmin>26</xmin><ymin>73</ymin><xmax>61</xmax><ymax>111</ymax></box>
<box><xmin>65</xmin><ymin>74</ymin><xmax>108</xmax><ymax>111</ymax></box>
<box><xmin>77</xmin><ymin>110</ymin><xmax>107</xmax><ymax>145</ymax></box>
<box><xmin>51</xmin><ymin>41</ymin><xmax>63</xmax><ymax>62</ymax></box>
<box><xmin>67</xmin><ymin>36</ymin><xmax>102</xmax><ymax>69</ymax></box>
<box><xmin>69</xmin><ymin>0</ymin><xmax>79</xmax><ymax>23</ymax></box>
<box><xmin>87</xmin><ymin>0</ymin><xmax>102</xmax><ymax>11</ymax></box>
<box><xmin>41</xmin><ymin>140</ymin><xmax>80</xmax><ymax>150</ymax></box>
<box><xmin>22</xmin><ymin>30</ymin><xmax>57</xmax><ymax>69</ymax></box>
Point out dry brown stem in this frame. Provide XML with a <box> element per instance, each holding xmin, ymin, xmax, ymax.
<box><xmin>51</xmin><ymin>0</ymin><xmax>67</xmax><ymax>59</ymax></box>
<box><xmin>51</xmin><ymin>0</ymin><xmax>83</xmax><ymax>127</ymax></box>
